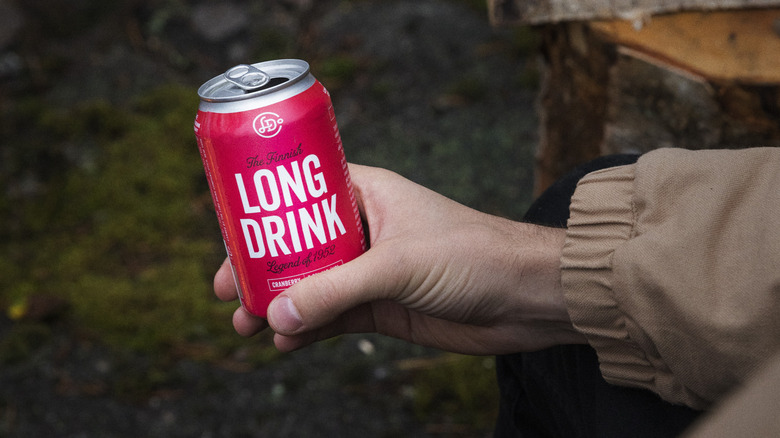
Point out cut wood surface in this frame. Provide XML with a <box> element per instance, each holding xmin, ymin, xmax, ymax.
<box><xmin>488</xmin><ymin>0</ymin><xmax>780</xmax><ymax>24</ymax></box>
<box><xmin>531</xmin><ymin>18</ymin><xmax>780</xmax><ymax>194</ymax></box>
<box><xmin>590</xmin><ymin>9</ymin><xmax>780</xmax><ymax>84</ymax></box>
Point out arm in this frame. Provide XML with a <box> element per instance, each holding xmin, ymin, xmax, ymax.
<box><xmin>215</xmin><ymin>163</ymin><xmax>586</xmax><ymax>355</ymax></box>
<box><xmin>562</xmin><ymin>147</ymin><xmax>780</xmax><ymax>409</ymax></box>
<box><xmin>214</xmin><ymin>148</ymin><xmax>780</xmax><ymax>410</ymax></box>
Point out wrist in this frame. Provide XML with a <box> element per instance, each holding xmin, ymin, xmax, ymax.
<box><xmin>508</xmin><ymin>222</ymin><xmax>587</xmax><ymax>346</ymax></box>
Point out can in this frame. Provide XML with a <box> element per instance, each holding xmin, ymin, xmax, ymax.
<box><xmin>194</xmin><ymin>59</ymin><xmax>367</xmax><ymax>318</ymax></box>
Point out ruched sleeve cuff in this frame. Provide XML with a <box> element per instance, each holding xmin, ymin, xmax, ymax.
<box><xmin>559</xmin><ymin>163</ymin><xmax>697</xmax><ymax>405</ymax></box>
<box><xmin>560</xmin><ymin>148</ymin><xmax>780</xmax><ymax>410</ymax></box>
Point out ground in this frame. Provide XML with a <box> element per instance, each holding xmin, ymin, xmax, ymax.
<box><xmin>0</xmin><ymin>1</ymin><xmax>540</xmax><ymax>436</ymax></box>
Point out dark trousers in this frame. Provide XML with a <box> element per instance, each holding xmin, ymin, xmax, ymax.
<box><xmin>494</xmin><ymin>155</ymin><xmax>703</xmax><ymax>437</ymax></box>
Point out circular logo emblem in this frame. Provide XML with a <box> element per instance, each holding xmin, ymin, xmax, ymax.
<box><xmin>253</xmin><ymin>112</ymin><xmax>284</xmax><ymax>138</ymax></box>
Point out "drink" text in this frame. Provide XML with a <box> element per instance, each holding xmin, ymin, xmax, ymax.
<box><xmin>234</xmin><ymin>154</ymin><xmax>346</xmax><ymax>258</ymax></box>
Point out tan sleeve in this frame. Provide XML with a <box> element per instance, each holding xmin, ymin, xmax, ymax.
<box><xmin>682</xmin><ymin>351</ymin><xmax>780</xmax><ymax>437</ymax></box>
<box><xmin>561</xmin><ymin>147</ymin><xmax>780</xmax><ymax>410</ymax></box>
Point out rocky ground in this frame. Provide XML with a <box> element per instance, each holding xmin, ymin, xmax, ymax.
<box><xmin>0</xmin><ymin>1</ymin><xmax>540</xmax><ymax>436</ymax></box>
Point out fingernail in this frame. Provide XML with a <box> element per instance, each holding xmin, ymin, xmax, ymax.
<box><xmin>270</xmin><ymin>296</ymin><xmax>303</xmax><ymax>333</ymax></box>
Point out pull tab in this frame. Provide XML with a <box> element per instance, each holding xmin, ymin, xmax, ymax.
<box><xmin>224</xmin><ymin>64</ymin><xmax>271</xmax><ymax>91</ymax></box>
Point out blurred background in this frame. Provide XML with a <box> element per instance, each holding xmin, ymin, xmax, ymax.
<box><xmin>0</xmin><ymin>0</ymin><xmax>541</xmax><ymax>436</ymax></box>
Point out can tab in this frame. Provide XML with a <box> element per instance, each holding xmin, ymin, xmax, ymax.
<box><xmin>224</xmin><ymin>64</ymin><xmax>271</xmax><ymax>91</ymax></box>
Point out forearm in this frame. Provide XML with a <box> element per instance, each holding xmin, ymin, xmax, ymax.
<box><xmin>490</xmin><ymin>218</ymin><xmax>587</xmax><ymax>349</ymax></box>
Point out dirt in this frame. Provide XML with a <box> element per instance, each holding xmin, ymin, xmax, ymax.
<box><xmin>0</xmin><ymin>315</ymin><xmax>442</xmax><ymax>437</ymax></box>
<box><xmin>0</xmin><ymin>0</ymin><xmax>539</xmax><ymax>436</ymax></box>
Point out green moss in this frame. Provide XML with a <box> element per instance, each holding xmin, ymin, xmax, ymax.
<box><xmin>409</xmin><ymin>354</ymin><xmax>499</xmax><ymax>431</ymax></box>
<box><xmin>512</xmin><ymin>26</ymin><xmax>542</xmax><ymax>56</ymax></box>
<box><xmin>314</xmin><ymin>55</ymin><xmax>360</xmax><ymax>90</ymax></box>
<box><xmin>22</xmin><ymin>0</ymin><xmax>122</xmax><ymax>38</ymax></box>
<box><xmin>253</xmin><ymin>29</ymin><xmax>297</xmax><ymax>62</ymax></box>
<box><xmin>448</xmin><ymin>0</ymin><xmax>488</xmax><ymax>14</ymax></box>
<box><xmin>1</xmin><ymin>85</ymin><xmax>240</xmax><ymax>355</ymax></box>
<box><xmin>446</xmin><ymin>75</ymin><xmax>489</xmax><ymax>103</ymax></box>
<box><xmin>243</xmin><ymin>337</ymin><xmax>285</xmax><ymax>367</ymax></box>
<box><xmin>0</xmin><ymin>323</ymin><xmax>52</xmax><ymax>365</ymax></box>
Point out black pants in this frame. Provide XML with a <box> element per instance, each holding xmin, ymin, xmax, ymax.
<box><xmin>493</xmin><ymin>155</ymin><xmax>703</xmax><ymax>438</ymax></box>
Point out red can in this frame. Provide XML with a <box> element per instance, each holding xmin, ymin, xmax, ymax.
<box><xmin>194</xmin><ymin>59</ymin><xmax>366</xmax><ymax>318</ymax></box>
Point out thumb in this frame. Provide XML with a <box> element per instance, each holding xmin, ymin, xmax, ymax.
<box><xmin>266</xmin><ymin>248</ymin><xmax>399</xmax><ymax>335</ymax></box>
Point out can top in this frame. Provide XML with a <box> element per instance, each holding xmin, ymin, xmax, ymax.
<box><xmin>198</xmin><ymin>59</ymin><xmax>311</xmax><ymax>103</ymax></box>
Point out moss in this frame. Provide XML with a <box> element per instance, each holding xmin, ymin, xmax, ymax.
<box><xmin>449</xmin><ymin>0</ymin><xmax>489</xmax><ymax>14</ymax></box>
<box><xmin>252</xmin><ymin>28</ymin><xmax>298</xmax><ymax>62</ymax></box>
<box><xmin>21</xmin><ymin>0</ymin><xmax>123</xmax><ymax>38</ymax></box>
<box><xmin>0</xmin><ymin>85</ymin><xmax>240</xmax><ymax>356</ymax></box>
<box><xmin>314</xmin><ymin>55</ymin><xmax>361</xmax><ymax>90</ymax></box>
<box><xmin>409</xmin><ymin>354</ymin><xmax>499</xmax><ymax>432</ymax></box>
<box><xmin>244</xmin><ymin>343</ymin><xmax>285</xmax><ymax>367</ymax></box>
<box><xmin>0</xmin><ymin>322</ymin><xmax>53</xmax><ymax>365</ymax></box>
<box><xmin>512</xmin><ymin>26</ymin><xmax>542</xmax><ymax>56</ymax></box>
<box><xmin>111</xmin><ymin>355</ymin><xmax>186</xmax><ymax>400</ymax></box>
<box><xmin>445</xmin><ymin>75</ymin><xmax>489</xmax><ymax>103</ymax></box>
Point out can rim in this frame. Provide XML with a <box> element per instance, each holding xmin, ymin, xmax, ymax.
<box><xmin>197</xmin><ymin>59</ymin><xmax>311</xmax><ymax>102</ymax></box>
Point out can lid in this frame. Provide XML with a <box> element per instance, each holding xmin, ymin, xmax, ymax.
<box><xmin>224</xmin><ymin>64</ymin><xmax>271</xmax><ymax>91</ymax></box>
<box><xmin>198</xmin><ymin>59</ymin><xmax>311</xmax><ymax>102</ymax></box>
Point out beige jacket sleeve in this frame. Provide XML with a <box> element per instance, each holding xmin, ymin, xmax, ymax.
<box><xmin>682</xmin><ymin>351</ymin><xmax>780</xmax><ymax>437</ymax></box>
<box><xmin>560</xmin><ymin>148</ymin><xmax>780</xmax><ymax>410</ymax></box>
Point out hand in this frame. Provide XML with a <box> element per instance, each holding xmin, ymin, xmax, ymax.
<box><xmin>214</xmin><ymin>164</ymin><xmax>586</xmax><ymax>354</ymax></box>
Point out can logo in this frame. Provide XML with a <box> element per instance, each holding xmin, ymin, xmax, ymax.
<box><xmin>254</xmin><ymin>112</ymin><xmax>284</xmax><ymax>138</ymax></box>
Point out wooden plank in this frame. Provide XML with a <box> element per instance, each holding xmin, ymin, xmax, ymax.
<box><xmin>488</xmin><ymin>0</ymin><xmax>780</xmax><ymax>25</ymax></box>
<box><xmin>589</xmin><ymin>9</ymin><xmax>780</xmax><ymax>84</ymax></box>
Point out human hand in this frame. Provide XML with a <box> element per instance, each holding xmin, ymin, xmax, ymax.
<box><xmin>214</xmin><ymin>164</ymin><xmax>585</xmax><ymax>354</ymax></box>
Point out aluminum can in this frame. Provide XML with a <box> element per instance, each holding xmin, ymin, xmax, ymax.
<box><xmin>194</xmin><ymin>59</ymin><xmax>366</xmax><ymax>318</ymax></box>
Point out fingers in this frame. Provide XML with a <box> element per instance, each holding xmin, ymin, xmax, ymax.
<box><xmin>232</xmin><ymin>306</ymin><xmax>268</xmax><ymax>337</ymax></box>
<box><xmin>266</xmin><ymin>247</ymin><xmax>403</xmax><ymax>337</ymax></box>
<box><xmin>214</xmin><ymin>257</ymin><xmax>238</xmax><ymax>302</ymax></box>
<box><xmin>215</xmin><ymin>258</ymin><xmax>269</xmax><ymax>337</ymax></box>
<box><xmin>216</xmin><ymin>164</ymin><xmax>419</xmax><ymax>344</ymax></box>
<box><xmin>266</xmin><ymin>295</ymin><xmax>304</xmax><ymax>332</ymax></box>
<box><xmin>266</xmin><ymin>165</ymin><xmax>443</xmax><ymax>340</ymax></box>
<box><xmin>272</xmin><ymin>302</ymin><xmax>378</xmax><ymax>352</ymax></box>
<box><xmin>222</xmin><ymin>245</ymin><xmax>396</xmax><ymax>345</ymax></box>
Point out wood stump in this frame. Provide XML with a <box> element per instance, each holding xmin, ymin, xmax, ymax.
<box><xmin>489</xmin><ymin>1</ymin><xmax>780</xmax><ymax>194</ymax></box>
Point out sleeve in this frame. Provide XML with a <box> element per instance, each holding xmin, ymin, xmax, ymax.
<box><xmin>682</xmin><ymin>351</ymin><xmax>780</xmax><ymax>437</ymax></box>
<box><xmin>560</xmin><ymin>147</ymin><xmax>780</xmax><ymax>410</ymax></box>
